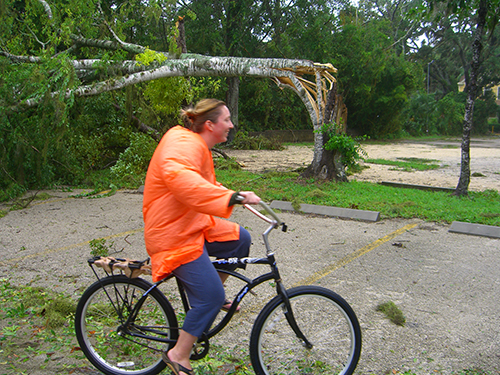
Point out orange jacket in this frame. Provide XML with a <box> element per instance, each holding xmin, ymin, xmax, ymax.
<box><xmin>143</xmin><ymin>126</ymin><xmax>239</xmax><ymax>282</ymax></box>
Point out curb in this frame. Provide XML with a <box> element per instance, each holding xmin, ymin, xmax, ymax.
<box><xmin>379</xmin><ymin>181</ymin><xmax>455</xmax><ymax>193</ymax></box>
<box><xmin>449</xmin><ymin>221</ymin><xmax>500</xmax><ymax>238</ymax></box>
<box><xmin>138</xmin><ymin>190</ymin><xmax>499</xmax><ymax>238</ymax></box>
<box><xmin>270</xmin><ymin>201</ymin><xmax>380</xmax><ymax>222</ymax></box>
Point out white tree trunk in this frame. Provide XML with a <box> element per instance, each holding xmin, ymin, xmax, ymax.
<box><xmin>24</xmin><ymin>56</ymin><xmax>333</xmax><ymax>108</ymax></box>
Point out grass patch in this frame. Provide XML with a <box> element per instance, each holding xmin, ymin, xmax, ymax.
<box><xmin>0</xmin><ymin>276</ymin><xmax>490</xmax><ymax>375</ymax></box>
<box><xmin>194</xmin><ymin>343</ymin><xmax>252</xmax><ymax>374</ymax></box>
<box><xmin>6</xmin><ymin>191</ymin><xmax>54</xmax><ymax>211</ymax></box>
<box><xmin>456</xmin><ymin>370</ymin><xmax>494</xmax><ymax>375</ymax></box>
<box><xmin>214</xmin><ymin>156</ymin><xmax>242</xmax><ymax>171</ymax></box>
<box><xmin>365</xmin><ymin>158</ymin><xmax>441</xmax><ymax>172</ymax></box>
<box><xmin>399</xmin><ymin>368</ymin><xmax>490</xmax><ymax>375</ymax></box>
<box><xmin>0</xmin><ymin>279</ymin><xmax>82</xmax><ymax>374</ymax></box>
<box><xmin>377</xmin><ymin>301</ymin><xmax>406</xmax><ymax>326</ymax></box>
<box><xmin>0</xmin><ymin>277</ymin><xmax>253</xmax><ymax>374</ymax></box>
<box><xmin>0</xmin><ymin>280</ymin><xmax>76</xmax><ymax>329</ymax></box>
<box><xmin>216</xmin><ymin>169</ymin><xmax>500</xmax><ymax>226</ymax></box>
<box><xmin>283</xmin><ymin>142</ymin><xmax>314</xmax><ymax>147</ymax></box>
<box><xmin>471</xmin><ymin>172</ymin><xmax>486</xmax><ymax>177</ymax></box>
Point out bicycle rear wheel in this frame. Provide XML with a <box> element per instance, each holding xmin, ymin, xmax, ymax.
<box><xmin>75</xmin><ymin>276</ymin><xmax>178</xmax><ymax>375</ymax></box>
<box><xmin>250</xmin><ymin>286</ymin><xmax>361</xmax><ymax>375</ymax></box>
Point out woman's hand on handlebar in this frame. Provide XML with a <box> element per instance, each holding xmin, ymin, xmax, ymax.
<box><xmin>238</xmin><ymin>191</ymin><xmax>261</xmax><ymax>205</ymax></box>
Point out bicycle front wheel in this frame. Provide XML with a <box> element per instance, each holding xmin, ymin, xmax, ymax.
<box><xmin>75</xmin><ymin>276</ymin><xmax>178</xmax><ymax>375</ymax></box>
<box><xmin>250</xmin><ymin>286</ymin><xmax>361</xmax><ymax>375</ymax></box>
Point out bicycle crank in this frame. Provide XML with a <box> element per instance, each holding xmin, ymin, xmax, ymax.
<box><xmin>190</xmin><ymin>333</ymin><xmax>209</xmax><ymax>360</ymax></box>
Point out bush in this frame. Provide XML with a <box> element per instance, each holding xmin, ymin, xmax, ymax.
<box><xmin>435</xmin><ymin>92</ymin><xmax>465</xmax><ymax>135</ymax></box>
<box><xmin>402</xmin><ymin>90</ymin><xmax>498</xmax><ymax>136</ymax></box>
<box><xmin>491</xmin><ymin>122</ymin><xmax>500</xmax><ymax>133</ymax></box>
<box><xmin>401</xmin><ymin>92</ymin><xmax>466</xmax><ymax>136</ymax></box>
<box><xmin>401</xmin><ymin>92</ymin><xmax>439</xmax><ymax>136</ymax></box>
<box><xmin>111</xmin><ymin>132</ymin><xmax>158</xmax><ymax>184</ymax></box>
<box><xmin>230</xmin><ymin>131</ymin><xmax>283</xmax><ymax>150</ymax></box>
<box><xmin>0</xmin><ymin>183</ymin><xmax>26</xmax><ymax>202</ymax></box>
<box><xmin>318</xmin><ymin>122</ymin><xmax>367</xmax><ymax>170</ymax></box>
<box><xmin>214</xmin><ymin>157</ymin><xmax>241</xmax><ymax>170</ymax></box>
<box><xmin>472</xmin><ymin>91</ymin><xmax>498</xmax><ymax>134</ymax></box>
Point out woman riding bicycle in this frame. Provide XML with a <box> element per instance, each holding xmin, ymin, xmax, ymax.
<box><xmin>142</xmin><ymin>99</ymin><xmax>260</xmax><ymax>375</ymax></box>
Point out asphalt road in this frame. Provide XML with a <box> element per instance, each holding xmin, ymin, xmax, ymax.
<box><xmin>1</xmin><ymin>190</ymin><xmax>499</xmax><ymax>374</ymax></box>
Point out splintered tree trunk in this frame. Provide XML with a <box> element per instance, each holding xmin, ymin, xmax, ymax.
<box><xmin>176</xmin><ymin>16</ymin><xmax>187</xmax><ymax>53</ymax></box>
<box><xmin>301</xmin><ymin>137</ymin><xmax>347</xmax><ymax>181</ymax></box>
<box><xmin>301</xmin><ymin>85</ymin><xmax>348</xmax><ymax>181</ymax></box>
<box><xmin>455</xmin><ymin>0</ymin><xmax>487</xmax><ymax>196</ymax></box>
<box><xmin>300</xmin><ymin>147</ymin><xmax>348</xmax><ymax>182</ymax></box>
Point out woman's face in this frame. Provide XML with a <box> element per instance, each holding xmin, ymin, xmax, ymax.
<box><xmin>211</xmin><ymin>105</ymin><xmax>234</xmax><ymax>144</ymax></box>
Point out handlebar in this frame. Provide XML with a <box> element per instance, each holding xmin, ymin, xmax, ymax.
<box><xmin>242</xmin><ymin>200</ymin><xmax>287</xmax><ymax>232</ymax></box>
<box><xmin>243</xmin><ymin>201</ymin><xmax>281</xmax><ymax>225</ymax></box>
<box><xmin>241</xmin><ymin>201</ymin><xmax>286</xmax><ymax>255</ymax></box>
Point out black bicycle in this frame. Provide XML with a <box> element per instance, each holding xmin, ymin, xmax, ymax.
<box><xmin>74</xmin><ymin>201</ymin><xmax>362</xmax><ymax>375</ymax></box>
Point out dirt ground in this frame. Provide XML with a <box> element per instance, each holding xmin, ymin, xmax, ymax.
<box><xmin>1</xmin><ymin>137</ymin><xmax>499</xmax><ymax>375</ymax></box>
<box><xmin>225</xmin><ymin>137</ymin><xmax>500</xmax><ymax>192</ymax></box>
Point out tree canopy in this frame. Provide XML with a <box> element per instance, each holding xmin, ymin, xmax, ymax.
<box><xmin>1</xmin><ymin>0</ymin><xmax>499</xmax><ymax>197</ymax></box>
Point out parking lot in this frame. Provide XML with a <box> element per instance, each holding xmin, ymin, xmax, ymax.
<box><xmin>1</xmin><ymin>189</ymin><xmax>499</xmax><ymax>374</ymax></box>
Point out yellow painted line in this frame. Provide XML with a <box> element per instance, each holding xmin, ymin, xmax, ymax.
<box><xmin>294</xmin><ymin>223</ymin><xmax>418</xmax><ymax>287</ymax></box>
<box><xmin>5</xmin><ymin>228</ymin><xmax>144</xmax><ymax>263</ymax></box>
<box><xmin>31</xmin><ymin>197</ymin><xmax>75</xmax><ymax>205</ymax></box>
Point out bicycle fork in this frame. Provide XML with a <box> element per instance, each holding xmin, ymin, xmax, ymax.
<box><xmin>274</xmin><ymin>276</ymin><xmax>313</xmax><ymax>349</ymax></box>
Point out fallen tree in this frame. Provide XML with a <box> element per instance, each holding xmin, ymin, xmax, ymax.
<box><xmin>2</xmin><ymin>0</ymin><xmax>348</xmax><ymax>182</ymax></box>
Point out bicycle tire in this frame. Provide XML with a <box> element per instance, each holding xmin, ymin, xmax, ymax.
<box><xmin>75</xmin><ymin>276</ymin><xmax>178</xmax><ymax>375</ymax></box>
<box><xmin>249</xmin><ymin>286</ymin><xmax>361</xmax><ymax>375</ymax></box>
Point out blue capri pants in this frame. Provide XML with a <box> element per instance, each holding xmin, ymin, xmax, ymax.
<box><xmin>171</xmin><ymin>226</ymin><xmax>251</xmax><ymax>338</ymax></box>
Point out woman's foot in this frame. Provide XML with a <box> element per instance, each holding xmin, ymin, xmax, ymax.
<box><xmin>162</xmin><ymin>350</ymin><xmax>194</xmax><ymax>375</ymax></box>
<box><xmin>221</xmin><ymin>299</ymin><xmax>241</xmax><ymax>312</ymax></box>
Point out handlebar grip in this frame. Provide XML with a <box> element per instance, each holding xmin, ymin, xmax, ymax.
<box><xmin>237</xmin><ymin>194</ymin><xmax>285</xmax><ymax>230</ymax></box>
<box><xmin>258</xmin><ymin>201</ymin><xmax>283</xmax><ymax>225</ymax></box>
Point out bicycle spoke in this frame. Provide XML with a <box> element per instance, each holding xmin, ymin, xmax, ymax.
<box><xmin>75</xmin><ymin>277</ymin><xmax>177</xmax><ymax>375</ymax></box>
<box><xmin>250</xmin><ymin>287</ymin><xmax>361</xmax><ymax>375</ymax></box>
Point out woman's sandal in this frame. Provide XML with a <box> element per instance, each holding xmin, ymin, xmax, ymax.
<box><xmin>221</xmin><ymin>299</ymin><xmax>241</xmax><ymax>313</ymax></box>
<box><xmin>162</xmin><ymin>351</ymin><xmax>195</xmax><ymax>375</ymax></box>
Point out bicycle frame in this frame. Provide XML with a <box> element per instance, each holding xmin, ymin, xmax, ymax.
<box><xmin>102</xmin><ymin>201</ymin><xmax>312</xmax><ymax>350</ymax></box>
<box><xmin>207</xmin><ymin>256</ymin><xmax>312</xmax><ymax>348</ymax></box>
